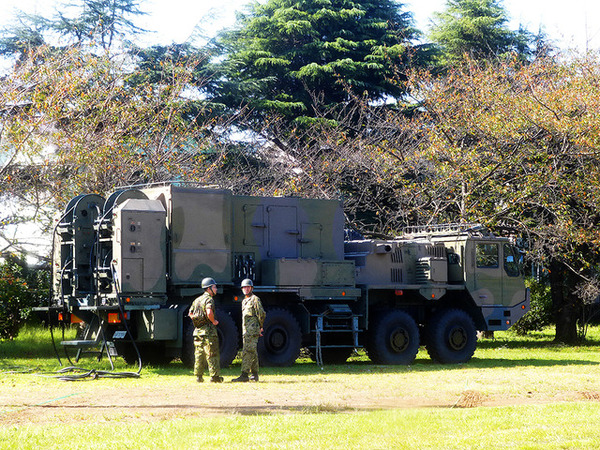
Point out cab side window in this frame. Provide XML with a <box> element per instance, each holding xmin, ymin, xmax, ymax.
<box><xmin>476</xmin><ymin>243</ymin><xmax>499</xmax><ymax>268</ymax></box>
<box><xmin>503</xmin><ymin>244</ymin><xmax>520</xmax><ymax>277</ymax></box>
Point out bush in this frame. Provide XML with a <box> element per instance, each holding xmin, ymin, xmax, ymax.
<box><xmin>512</xmin><ymin>278</ymin><xmax>553</xmax><ymax>335</ymax></box>
<box><xmin>0</xmin><ymin>256</ymin><xmax>50</xmax><ymax>340</ymax></box>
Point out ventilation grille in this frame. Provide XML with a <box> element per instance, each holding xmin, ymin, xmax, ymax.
<box><xmin>416</xmin><ymin>260</ymin><xmax>431</xmax><ymax>284</ymax></box>
<box><xmin>391</xmin><ymin>247</ymin><xmax>403</xmax><ymax>263</ymax></box>
<box><xmin>427</xmin><ymin>245</ymin><xmax>446</xmax><ymax>258</ymax></box>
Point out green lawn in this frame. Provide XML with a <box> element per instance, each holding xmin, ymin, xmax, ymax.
<box><xmin>1</xmin><ymin>325</ymin><xmax>600</xmax><ymax>449</ymax></box>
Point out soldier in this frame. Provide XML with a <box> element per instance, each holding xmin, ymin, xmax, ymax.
<box><xmin>232</xmin><ymin>278</ymin><xmax>265</xmax><ymax>382</ymax></box>
<box><xmin>188</xmin><ymin>277</ymin><xmax>223</xmax><ymax>383</ymax></box>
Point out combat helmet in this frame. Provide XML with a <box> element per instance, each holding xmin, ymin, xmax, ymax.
<box><xmin>241</xmin><ymin>278</ymin><xmax>254</xmax><ymax>287</ymax></box>
<box><xmin>201</xmin><ymin>277</ymin><xmax>217</xmax><ymax>289</ymax></box>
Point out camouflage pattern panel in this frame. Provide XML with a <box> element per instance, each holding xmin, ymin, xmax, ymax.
<box><xmin>135</xmin><ymin>309</ymin><xmax>178</xmax><ymax>341</ymax></box>
<box><xmin>143</xmin><ymin>185</ymin><xmax>233</xmax><ymax>286</ymax></box>
<box><xmin>346</xmin><ymin>240</ymin><xmax>449</xmax><ymax>287</ymax></box>
<box><xmin>295</xmin><ymin>197</ymin><xmax>345</xmax><ymax>260</ymax></box>
<box><xmin>232</xmin><ymin>195</ymin><xmax>345</xmax><ymax>259</ymax></box>
<box><xmin>53</xmin><ymin>194</ymin><xmax>105</xmax><ymax>304</ymax></box>
<box><xmin>231</xmin><ymin>195</ymin><xmax>345</xmax><ymax>283</ymax></box>
<box><xmin>261</xmin><ymin>259</ymin><xmax>355</xmax><ymax>287</ymax></box>
<box><xmin>112</xmin><ymin>199</ymin><xmax>167</xmax><ymax>298</ymax></box>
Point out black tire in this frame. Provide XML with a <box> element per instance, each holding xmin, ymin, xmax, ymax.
<box><xmin>181</xmin><ymin>309</ymin><xmax>239</xmax><ymax>368</ymax></box>
<box><xmin>425</xmin><ymin>309</ymin><xmax>477</xmax><ymax>364</ymax></box>
<box><xmin>216</xmin><ymin>309</ymin><xmax>239</xmax><ymax>368</ymax></box>
<box><xmin>181</xmin><ymin>317</ymin><xmax>195</xmax><ymax>368</ymax></box>
<box><xmin>366</xmin><ymin>309</ymin><xmax>419</xmax><ymax>365</ymax></box>
<box><xmin>258</xmin><ymin>308</ymin><xmax>302</xmax><ymax>367</ymax></box>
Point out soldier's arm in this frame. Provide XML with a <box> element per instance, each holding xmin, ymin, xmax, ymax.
<box><xmin>256</xmin><ymin>299</ymin><xmax>266</xmax><ymax>327</ymax></box>
<box><xmin>206</xmin><ymin>307</ymin><xmax>219</xmax><ymax>326</ymax></box>
<box><xmin>188</xmin><ymin>301</ymin><xmax>196</xmax><ymax>318</ymax></box>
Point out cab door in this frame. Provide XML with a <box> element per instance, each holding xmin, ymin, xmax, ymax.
<box><xmin>471</xmin><ymin>241</ymin><xmax>503</xmax><ymax>305</ymax></box>
<box><xmin>501</xmin><ymin>243</ymin><xmax>526</xmax><ymax>307</ymax></box>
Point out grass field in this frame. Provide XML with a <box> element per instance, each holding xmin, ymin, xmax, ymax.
<box><xmin>1</xmin><ymin>325</ymin><xmax>600</xmax><ymax>449</ymax></box>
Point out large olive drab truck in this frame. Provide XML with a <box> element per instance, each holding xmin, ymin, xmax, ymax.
<box><xmin>38</xmin><ymin>184</ymin><xmax>529</xmax><ymax>368</ymax></box>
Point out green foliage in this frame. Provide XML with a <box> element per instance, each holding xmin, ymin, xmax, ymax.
<box><xmin>429</xmin><ymin>0</ymin><xmax>533</xmax><ymax>65</ymax></box>
<box><xmin>512</xmin><ymin>278</ymin><xmax>553</xmax><ymax>335</ymax></box>
<box><xmin>208</xmin><ymin>0</ymin><xmax>425</xmax><ymax>127</ymax></box>
<box><xmin>0</xmin><ymin>257</ymin><xmax>49</xmax><ymax>340</ymax></box>
<box><xmin>407</xmin><ymin>54</ymin><xmax>600</xmax><ymax>341</ymax></box>
<box><xmin>53</xmin><ymin>0</ymin><xmax>147</xmax><ymax>49</ymax></box>
<box><xmin>0</xmin><ymin>0</ymin><xmax>147</xmax><ymax>60</ymax></box>
<box><xmin>0</xmin><ymin>45</ymin><xmax>223</xmax><ymax>205</ymax></box>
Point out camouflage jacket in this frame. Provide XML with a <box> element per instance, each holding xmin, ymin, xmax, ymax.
<box><xmin>241</xmin><ymin>294</ymin><xmax>265</xmax><ymax>336</ymax></box>
<box><xmin>190</xmin><ymin>291</ymin><xmax>216</xmax><ymax>336</ymax></box>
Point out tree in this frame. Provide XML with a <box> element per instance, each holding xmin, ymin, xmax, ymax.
<box><xmin>0</xmin><ymin>0</ymin><xmax>147</xmax><ymax>60</ymax></box>
<box><xmin>207</xmin><ymin>0</ymin><xmax>425</xmax><ymax>130</ymax></box>
<box><xmin>407</xmin><ymin>55</ymin><xmax>600</xmax><ymax>343</ymax></box>
<box><xmin>0</xmin><ymin>255</ymin><xmax>49</xmax><ymax>340</ymax></box>
<box><xmin>262</xmin><ymin>54</ymin><xmax>600</xmax><ymax>343</ymax></box>
<box><xmin>54</xmin><ymin>0</ymin><xmax>147</xmax><ymax>50</ymax></box>
<box><xmin>429</xmin><ymin>0</ymin><xmax>533</xmax><ymax>65</ymax></box>
<box><xmin>0</xmin><ymin>45</ymin><xmax>238</xmax><ymax>262</ymax></box>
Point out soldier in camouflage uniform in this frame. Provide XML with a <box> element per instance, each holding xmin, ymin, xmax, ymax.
<box><xmin>188</xmin><ymin>277</ymin><xmax>223</xmax><ymax>383</ymax></box>
<box><xmin>232</xmin><ymin>279</ymin><xmax>266</xmax><ymax>382</ymax></box>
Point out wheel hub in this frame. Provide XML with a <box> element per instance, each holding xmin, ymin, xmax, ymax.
<box><xmin>448</xmin><ymin>327</ymin><xmax>467</xmax><ymax>350</ymax></box>
<box><xmin>389</xmin><ymin>327</ymin><xmax>409</xmax><ymax>353</ymax></box>
<box><xmin>269</xmin><ymin>328</ymin><xmax>286</xmax><ymax>352</ymax></box>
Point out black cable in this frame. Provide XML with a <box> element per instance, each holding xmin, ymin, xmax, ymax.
<box><xmin>52</xmin><ymin>366</ymin><xmax>140</xmax><ymax>381</ymax></box>
<box><xmin>112</xmin><ymin>262</ymin><xmax>143</xmax><ymax>375</ymax></box>
<box><xmin>47</xmin><ymin>203</ymin><xmax>79</xmax><ymax>367</ymax></box>
<box><xmin>39</xmin><ymin>195</ymin><xmax>144</xmax><ymax>380</ymax></box>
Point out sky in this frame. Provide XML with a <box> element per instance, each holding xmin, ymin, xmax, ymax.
<box><xmin>0</xmin><ymin>0</ymin><xmax>599</xmax><ymax>51</ymax></box>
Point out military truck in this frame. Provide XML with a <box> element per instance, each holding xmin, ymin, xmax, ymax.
<box><xmin>39</xmin><ymin>183</ymin><xmax>529</xmax><ymax>368</ymax></box>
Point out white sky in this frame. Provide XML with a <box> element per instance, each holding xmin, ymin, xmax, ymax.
<box><xmin>0</xmin><ymin>0</ymin><xmax>599</xmax><ymax>51</ymax></box>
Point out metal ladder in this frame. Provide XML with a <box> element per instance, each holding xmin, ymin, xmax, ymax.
<box><xmin>60</xmin><ymin>316</ymin><xmax>117</xmax><ymax>369</ymax></box>
<box><xmin>313</xmin><ymin>304</ymin><xmax>361</xmax><ymax>366</ymax></box>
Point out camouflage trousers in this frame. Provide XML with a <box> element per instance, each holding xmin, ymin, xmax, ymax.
<box><xmin>194</xmin><ymin>334</ymin><xmax>221</xmax><ymax>378</ymax></box>
<box><xmin>241</xmin><ymin>333</ymin><xmax>260</xmax><ymax>374</ymax></box>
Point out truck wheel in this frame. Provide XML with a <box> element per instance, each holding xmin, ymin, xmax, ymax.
<box><xmin>425</xmin><ymin>309</ymin><xmax>477</xmax><ymax>364</ymax></box>
<box><xmin>366</xmin><ymin>309</ymin><xmax>420</xmax><ymax>365</ymax></box>
<box><xmin>181</xmin><ymin>310</ymin><xmax>239</xmax><ymax>369</ymax></box>
<box><xmin>258</xmin><ymin>308</ymin><xmax>302</xmax><ymax>367</ymax></box>
<box><xmin>181</xmin><ymin>318</ymin><xmax>195</xmax><ymax>368</ymax></box>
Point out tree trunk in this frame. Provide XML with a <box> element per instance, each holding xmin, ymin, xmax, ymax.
<box><xmin>549</xmin><ymin>260</ymin><xmax>580</xmax><ymax>344</ymax></box>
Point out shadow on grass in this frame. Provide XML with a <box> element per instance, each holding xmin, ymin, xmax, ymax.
<box><xmin>475</xmin><ymin>337</ymin><xmax>600</xmax><ymax>350</ymax></box>
<box><xmin>3</xmin><ymin>326</ymin><xmax>600</xmax><ymax>378</ymax></box>
<box><xmin>2</xmin><ymin>354</ymin><xmax>599</xmax><ymax>379</ymax></box>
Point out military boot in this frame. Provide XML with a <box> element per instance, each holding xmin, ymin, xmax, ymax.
<box><xmin>210</xmin><ymin>375</ymin><xmax>224</xmax><ymax>383</ymax></box>
<box><xmin>196</xmin><ymin>376</ymin><xmax>203</xmax><ymax>383</ymax></box>
<box><xmin>249</xmin><ymin>372</ymin><xmax>259</xmax><ymax>382</ymax></box>
<box><xmin>231</xmin><ymin>372</ymin><xmax>250</xmax><ymax>382</ymax></box>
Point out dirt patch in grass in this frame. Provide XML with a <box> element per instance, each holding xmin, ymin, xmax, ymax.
<box><xmin>0</xmin><ymin>370</ymin><xmax>591</xmax><ymax>425</ymax></box>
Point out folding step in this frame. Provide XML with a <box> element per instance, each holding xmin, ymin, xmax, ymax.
<box><xmin>60</xmin><ymin>339</ymin><xmax>98</xmax><ymax>348</ymax></box>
